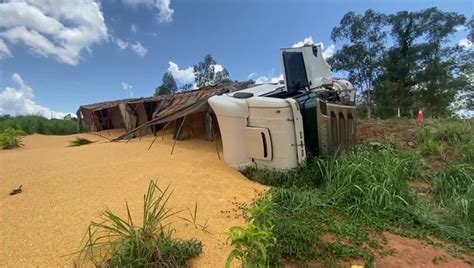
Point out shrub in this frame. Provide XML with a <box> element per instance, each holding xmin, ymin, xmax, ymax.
<box><xmin>76</xmin><ymin>181</ymin><xmax>202</xmax><ymax>267</ymax></box>
<box><xmin>69</xmin><ymin>138</ymin><xmax>93</xmax><ymax>147</ymax></box>
<box><xmin>226</xmin><ymin>194</ymin><xmax>278</xmax><ymax>268</ymax></box>
<box><xmin>0</xmin><ymin>127</ymin><xmax>26</xmax><ymax>149</ymax></box>
<box><xmin>225</xmin><ymin>220</ymin><xmax>276</xmax><ymax>268</ymax></box>
<box><xmin>0</xmin><ymin>115</ymin><xmax>78</xmax><ymax>135</ymax></box>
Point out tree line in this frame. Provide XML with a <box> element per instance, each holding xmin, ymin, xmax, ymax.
<box><xmin>155</xmin><ymin>55</ymin><xmax>231</xmax><ymax>96</ymax></box>
<box><xmin>155</xmin><ymin>7</ymin><xmax>472</xmax><ymax>119</ymax></box>
<box><xmin>331</xmin><ymin>7</ymin><xmax>473</xmax><ymax>119</ymax></box>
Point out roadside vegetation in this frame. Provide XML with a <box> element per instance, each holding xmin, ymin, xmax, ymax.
<box><xmin>69</xmin><ymin>138</ymin><xmax>93</xmax><ymax>147</ymax></box>
<box><xmin>76</xmin><ymin>181</ymin><xmax>202</xmax><ymax>267</ymax></box>
<box><xmin>0</xmin><ymin>127</ymin><xmax>26</xmax><ymax>149</ymax></box>
<box><xmin>227</xmin><ymin>119</ymin><xmax>473</xmax><ymax>267</ymax></box>
<box><xmin>0</xmin><ymin>115</ymin><xmax>78</xmax><ymax>135</ymax></box>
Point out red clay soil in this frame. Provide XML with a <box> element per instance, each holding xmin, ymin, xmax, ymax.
<box><xmin>373</xmin><ymin>233</ymin><xmax>472</xmax><ymax>268</ymax></box>
<box><xmin>357</xmin><ymin>119</ymin><xmax>419</xmax><ymax>147</ymax></box>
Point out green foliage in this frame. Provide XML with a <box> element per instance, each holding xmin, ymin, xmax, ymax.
<box><xmin>431</xmin><ymin>165</ymin><xmax>474</xmax><ymax>218</ymax></box>
<box><xmin>429</xmin><ymin>165</ymin><xmax>474</xmax><ymax>247</ymax></box>
<box><xmin>0</xmin><ymin>115</ymin><xmax>78</xmax><ymax>135</ymax></box>
<box><xmin>225</xmin><ymin>220</ymin><xmax>276</xmax><ymax>268</ymax></box>
<box><xmin>155</xmin><ymin>71</ymin><xmax>178</xmax><ymax>96</ymax></box>
<box><xmin>239</xmin><ymin>144</ymin><xmax>474</xmax><ymax>266</ymax></box>
<box><xmin>0</xmin><ymin>127</ymin><xmax>26</xmax><ymax>149</ymax></box>
<box><xmin>419</xmin><ymin>137</ymin><xmax>442</xmax><ymax>156</ymax></box>
<box><xmin>69</xmin><ymin>138</ymin><xmax>93</xmax><ymax>147</ymax></box>
<box><xmin>332</xmin><ymin>8</ymin><xmax>468</xmax><ymax>118</ymax></box>
<box><xmin>77</xmin><ymin>181</ymin><xmax>202</xmax><ymax>267</ymax></box>
<box><xmin>226</xmin><ymin>195</ymin><xmax>278</xmax><ymax>268</ymax></box>
<box><xmin>193</xmin><ymin>54</ymin><xmax>231</xmax><ymax>88</ymax></box>
<box><xmin>417</xmin><ymin>120</ymin><xmax>472</xmax><ymax>160</ymax></box>
<box><xmin>180</xmin><ymin>83</ymin><xmax>193</xmax><ymax>92</ymax></box>
<box><xmin>331</xmin><ymin>9</ymin><xmax>386</xmax><ymax>119</ymax></box>
<box><xmin>435</xmin><ymin>121</ymin><xmax>471</xmax><ymax>144</ymax></box>
<box><xmin>459</xmin><ymin>141</ymin><xmax>474</xmax><ymax>163</ymax></box>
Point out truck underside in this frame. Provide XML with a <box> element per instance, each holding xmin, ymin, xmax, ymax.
<box><xmin>209</xmin><ymin>44</ymin><xmax>357</xmax><ymax>170</ymax></box>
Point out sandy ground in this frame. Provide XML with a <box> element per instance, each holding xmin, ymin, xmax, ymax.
<box><xmin>0</xmin><ymin>130</ymin><xmax>267</xmax><ymax>267</ymax></box>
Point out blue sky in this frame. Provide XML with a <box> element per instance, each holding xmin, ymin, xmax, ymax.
<box><xmin>0</xmin><ymin>0</ymin><xmax>472</xmax><ymax>117</ymax></box>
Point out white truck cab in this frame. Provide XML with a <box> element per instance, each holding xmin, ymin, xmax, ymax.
<box><xmin>209</xmin><ymin>44</ymin><xmax>357</xmax><ymax>170</ymax></box>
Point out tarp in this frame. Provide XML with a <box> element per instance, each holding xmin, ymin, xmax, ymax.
<box><xmin>112</xmin><ymin>98</ymin><xmax>210</xmax><ymax>141</ymax></box>
<box><xmin>111</xmin><ymin>81</ymin><xmax>255</xmax><ymax>141</ymax></box>
<box><xmin>77</xmin><ymin>81</ymin><xmax>255</xmax><ymax>138</ymax></box>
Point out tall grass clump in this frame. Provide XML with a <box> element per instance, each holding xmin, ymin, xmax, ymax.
<box><xmin>235</xmin><ymin>143</ymin><xmax>474</xmax><ymax>267</ymax></box>
<box><xmin>232</xmin><ymin>145</ymin><xmax>425</xmax><ymax>266</ymax></box>
<box><xmin>0</xmin><ymin>127</ymin><xmax>26</xmax><ymax>149</ymax></box>
<box><xmin>77</xmin><ymin>181</ymin><xmax>202</xmax><ymax>267</ymax></box>
<box><xmin>69</xmin><ymin>137</ymin><xmax>93</xmax><ymax>147</ymax></box>
<box><xmin>419</xmin><ymin>137</ymin><xmax>442</xmax><ymax>156</ymax></box>
<box><xmin>320</xmin><ymin>146</ymin><xmax>419</xmax><ymax>221</ymax></box>
<box><xmin>0</xmin><ymin>115</ymin><xmax>78</xmax><ymax>135</ymax></box>
<box><xmin>429</xmin><ymin>164</ymin><xmax>474</xmax><ymax>247</ymax></box>
<box><xmin>435</xmin><ymin>121</ymin><xmax>471</xmax><ymax>144</ymax></box>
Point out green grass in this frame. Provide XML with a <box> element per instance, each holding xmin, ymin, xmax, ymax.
<box><xmin>0</xmin><ymin>127</ymin><xmax>26</xmax><ymax>149</ymax></box>
<box><xmin>229</xmin><ymin>143</ymin><xmax>474</xmax><ymax>267</ymax></box>
<box><xmin>69</xmin><ymin>138</ymin><xmax>93</xmax><ymax>147</ymax></box>
<box><xmin>419</xmin><ymin>137</ymin><xmax>442</xmax><ymax>156</ymax></box>
<box><xmin>0</xmin><ymin>115</ymin><xmax>78</xmax><ymax>135</ymax></box>
<box><xmin>76</xmin><ymin>181</ymin><xmax>202</xmax><ymax>267</ymax></box>
<box><xmin>417</xmin><ymin>120</ymin><xmax>472</xmax><ymax>160</ymax></box>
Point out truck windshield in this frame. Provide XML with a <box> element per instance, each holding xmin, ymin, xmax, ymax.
<box><xmin>282</xmin><ymin>51</ymin><xmax>309</xmax><ymax>93</ymax></box>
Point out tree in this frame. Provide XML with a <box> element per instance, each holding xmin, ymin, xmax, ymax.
<box><xmin>415</xmin><ymin>8</ymin><xmax>466</xmax><ymax>117</ymax></box>
<box><xmin>451</xmin><ymin>16</ymin><xmax>473</xmax><ymax>113</ymax></box>
<box><xmin>375</xmin><ymin>8</ymin><xmax>466</xmax><ymax>117</ymax></box>
<box><xmin>374</xmin><ymin>11</ymin><xmax>425</xmax><ymax>118</ymax></box>
<box><xmin>181</xmin><ymin>83</ymin><xmax>193</xmax><ymax>92</ymax></box>
<box><xmin>193</xmin><ymin>55</ymin><xmax>230</xmax><ymax>88</ymax></box>
<box><xmin>214</xmin><ymin>68</ymin><xmax>231</xmax><ymax>84</ymax></box>
<box><xmin>331</xmin><ymin>9</ymin><xmax>387</xmax><ymax>119</ymax></box>
<box><xmin>155</xmin><ymin>71</ymin><xmax>178</xmax><ymax>96</ymax></box>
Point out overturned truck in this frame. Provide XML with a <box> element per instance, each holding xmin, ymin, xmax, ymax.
<box><xmin>209</xmin><ymin>44</ymin><xmax>356</xmax><ymax>170</ymax></box>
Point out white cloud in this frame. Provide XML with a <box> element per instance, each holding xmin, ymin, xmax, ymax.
<box><xmin>131</xmin><ymin>24</ymin><xmax>137</xmax><ymax>33</ymax></box>
<box><xmin>292</xmin><ymin>36</ymin><xmax>335</xmax><ymax>59</ymax></box>
<box><xmin>116</xmin><ymin>38</ymin><xmax>128</xmax><ymax>49</ymax></box>
<box><xmin>0</xmin><ymin>39</ymin><xmax>11</xmax><ymax>58</ymax></box>
<box><xmin>459</xmin><ymin>38</ymin><xmax>473</xmax><ymax>49</ymax></box>
<box><xmin>0</xmin><ymin>0</ymin><xmax>108</xmax><ymax>65</ymax></box>
<box><xmin>130</xmin><ymin>41</ymin><xmax>147</xmax><ymax>56</ymax></box>
<box><xmin>0</xmin><ymin>73</ymin><xmax>69</xmax><ymax>118</ymax></box>
<box><xmin>323</xmin><ymin>44</ymin><xmax>335</xmax><ymax>59</ymax></box>
<box><xmin>292</xmin><ymin>36</ymin><xmax>315</xmax><ymax>48</ymax></box>
<box><xmin>167</xmin><ymin>61</ymin><xmax>228</xmax><ymax>87</ymax></box>
<box><xmin>114</xmin><ymin>38</ymin><xmax>148</xmax><ymax>56</ymax></box>
<box><xmin>156</xmin><ymin>0</ymin><xmax>174</xmax><ymax>23</ymax></box>
<box><xmin>121</xmin><ymin>82</ymin><xmax>134</xmax><ymax>97</ymax></box>
<box><xmin>168</xmin><ymin>61</ymin><xmax>195</xmax><ymax>85</ymax></box>
<box><xmin>213</xmin><ymin>64</ymin><xmax>224</xmax><ymax>73</ymax></box>
<box><xmin>122</xmin><ymin>0</ymin><xmax>174</xmax><ymax>23</ymax></box>
<box><xmin>249</xmin><ymin>73</ymin><xmax>283</xmax><ymax>84</ymax></box>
